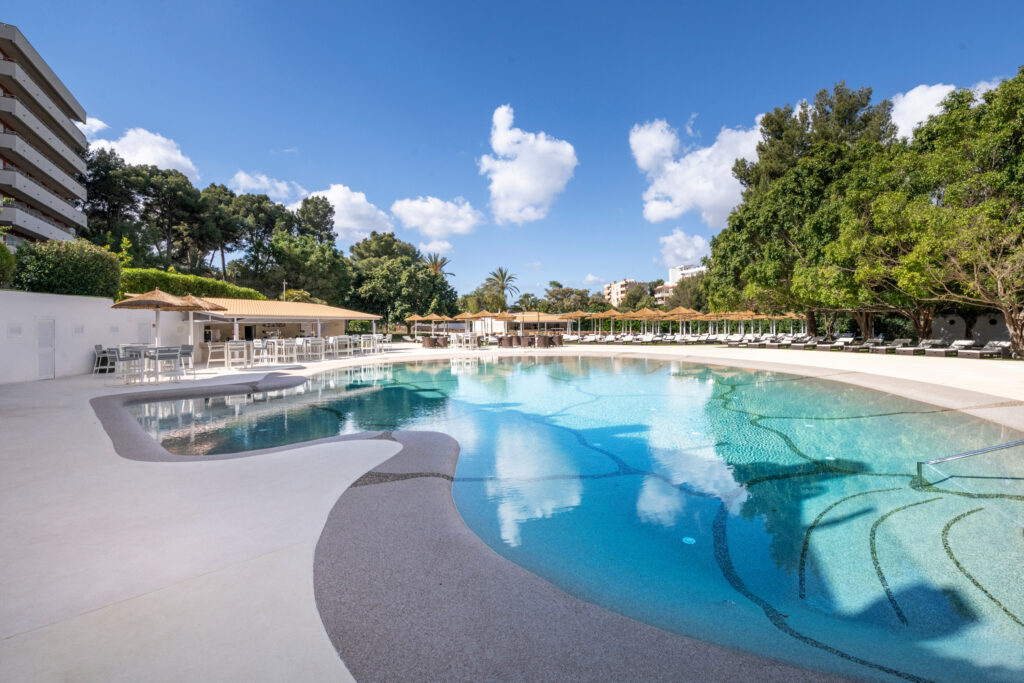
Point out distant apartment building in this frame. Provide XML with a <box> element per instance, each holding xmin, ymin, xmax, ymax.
<box><xmin>653</xmin><ymin>283</ymin><xmax>674</xmax><ymax>306</ymax></box>
<box><xmin>668</xmin><ymin>264</ymin><xmax>707</xmax><ymax>286</ymax></box>
<box><xmin>603</xmin><ymin>278</ymin><xmax>646</xmax><ymax>307</ymax></box>
<box><xmin>0</xmin><ymin>23</ymin><xmax>87</xmax><ymax>251</ymax></box>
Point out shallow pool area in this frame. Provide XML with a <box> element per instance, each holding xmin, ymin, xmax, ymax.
<box><xmin>130</xmin><ymin>356</ymin><xmax>1024</xmax><ymax>681</ymax></box>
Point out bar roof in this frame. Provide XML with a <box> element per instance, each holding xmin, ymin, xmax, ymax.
<box><xmin>201</xmin><ymin>298</ymin><xmax>381</xmax><ymax>321</ymax></box>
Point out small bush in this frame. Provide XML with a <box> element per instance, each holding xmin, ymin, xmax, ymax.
<box><xmin>14</xmin><ymin>239</ymin><xmax>121</xmax><ymax>298</ymax></box>
<box><xmin>0</xmin><ymin>245</ymin><xmax>14</xmax><ymax>287</ymax></box>
<box><xmin>121</xmin><ymin>268</ymin><xmax>266</xmax><ymax>300</ymax></box>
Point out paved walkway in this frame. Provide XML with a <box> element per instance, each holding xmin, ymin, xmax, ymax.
<box><xmin>0</xmin><ymin>344</ymin><xmax>1020</xmax><ymax>681</ymax></box>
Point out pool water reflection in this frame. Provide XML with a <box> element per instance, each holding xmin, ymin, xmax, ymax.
<box><xmin>130</xmin><ymin>357</ymin><xmax>1024</xmax><ymax>681</ymax></box>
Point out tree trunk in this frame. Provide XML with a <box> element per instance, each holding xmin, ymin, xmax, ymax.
<box><xmin>905</xmin><ymin>307</ymin><xmax>936</xmax><ymax>341</ymax></box>
<box><xmin>805</xmin><ymin>311</ymin><xmax>817</xmax><ymax>337</ymax></box>
<box><xmin>1003</xmin><ymin>306</ymin><xmax>1024</xmax><ymax>359</ymax></box>
<box><xmin>961</xmin><ymin>311</ymin><xmax>979</xmax><ymax>341</ymax></box>
<box><xmin>220</xmin><ymin>247</ymin><xmax>227</xmax><ymax>280</ymax></box>
<box><xmin>851</xmin><ymin>311</ymin><xmax>872</xmax><ymax>339</ymax></box>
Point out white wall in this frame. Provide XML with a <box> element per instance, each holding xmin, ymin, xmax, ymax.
<box><xmin>0</xmin><ymin>290</ymin><xmax>191</xmax><ymax>384</ymax></box>
<box><xmin>931</xmin><ymin>311</ymin><xmax>1009</xmax><ymax>344</ymax></box>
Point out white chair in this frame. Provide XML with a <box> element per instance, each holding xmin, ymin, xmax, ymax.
<box><xmin>308</xmin><ymin>338</ymin><xmax>325</xmax><ymax>361</ymax></box>
<box><xmin>225</xmin><ymin>341</ymin><xmax>249</xmax><ymax>370</ymax></box>
<box><xmin>179</xmin><ymin>344</ymin><xmax>196</xmax><ymax>378</ymax></box>
<box><xmin>277</xmin><ymin>339</ymin><xmax>298</xmax><ymax>364</ymax></box>
<box><xmin>114</xmin><ymin>347</ymin><xmax>143</xmax><ymax>384</ymax></box>
<box><xmin>206</xmin><ymin>342</ymin><xmax>226</xmax><ymax>368</ymax></box>
<box><xmin>93</xmin><ymin>345</ymin><xmax>116</xmax><ymax>374</ymax></box>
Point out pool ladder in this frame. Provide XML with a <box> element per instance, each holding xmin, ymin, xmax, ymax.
<box><xmin>916</xmin><ymin>439</ymin><xmax>1024</xmax><ymax>486</ymax></box>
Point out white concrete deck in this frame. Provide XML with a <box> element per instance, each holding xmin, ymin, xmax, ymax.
<box><xmin>0</xmin><ymin>343</ymin><xmax>1021</xmax><ymax>681</ymax></box>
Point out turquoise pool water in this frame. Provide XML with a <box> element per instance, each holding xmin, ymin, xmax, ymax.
<box><xmin>130</xmin><ymin>357</ymin><xmax>1024</xmax><ymax>681</ymax></box>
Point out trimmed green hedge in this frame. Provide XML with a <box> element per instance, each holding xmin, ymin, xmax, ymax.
<box><xmin>121</xmin><ymin>268</ymin><xmax>266</xmax><ymax>300</ymax></box>
<box><xmin>0</xmin><ymin>244</ymin><xmax>14</xmax><ymax>287</ymax></box>
<box><xmin>13</xmin><ymin>239</ymin><xmax>121</xmax><ymax>298</ymax></box>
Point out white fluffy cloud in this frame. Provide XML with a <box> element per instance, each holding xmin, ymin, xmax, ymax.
<box><xmin>290</xmin><ymin>184</ymin><xmax>392</xmax><ymax>242</ymax></box>
<box><xmin>75</xmin><ymin>117</ymin><xmax>109</xmax><ymax>139</ymax></box>
<box><xmin>390</xmin><ymin>196</ymin><xmax>483</xmax><ymax>239</ymax></box>
<box><xmin>659</xmin><ymin>229</ymin><xmax>710</xmax><ymax>268</ymax></box>
<box><xmin>418</xmin><ymin>239</ymin><xmax>453</xmax><ymax>254</ymax></box>
<box><xmin>582</xmin><ymin>273</ymin><xmax>602</xmax><ymax>286</ymax></box>
<box><xmin>478</xmin><ymin>104</ymin><xmax>578</xmax><ymax>224</ymax></box>
<box><xmin>230</xmin><ymin>170</ymin><xmax>307</xmax><ymax>203</ymax></box>
<box><xmin>890</xmin><ymin>83</ymin><xmax>955</xmax><ymax>139</ymax></box>
<box><xmin>890</xmin><ymin>79</ymin><xmax>1002</xmax><ymax>139</ymax></box>
<box><xmin>630</xmin><ymin>117</ymin><xmax>759</xmax><ymax>228</ymax></box>
<box><xmin>91</xmin><ymin>127</ymin><xmax>200</xmax><ymax>181</ymax></box>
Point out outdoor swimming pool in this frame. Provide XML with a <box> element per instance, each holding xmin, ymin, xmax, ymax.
<box><xmin>130</xmin><ymin>357</ymin><xmax>1024</xmax><ymax>681</ymax></box>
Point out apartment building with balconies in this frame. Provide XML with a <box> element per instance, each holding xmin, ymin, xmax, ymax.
<box><xmin>602</xmin><ymin>278</ymin><xmax>647</xmax><ymax>307</ymax></box>
<box><xmin>0</xmin><ymin>23</ymin><xmax>87</xmax><ymax>250</ymax></box>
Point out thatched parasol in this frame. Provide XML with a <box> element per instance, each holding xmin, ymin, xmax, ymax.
<box><xmin>169</xmin><ymin>294</ymin><xmax>227</xmax><ymax>345</ymax></box>
<box><xmin>110</xmin><ymin>288</ymin><xmax>188</xmax><ymax>346</ymax></box>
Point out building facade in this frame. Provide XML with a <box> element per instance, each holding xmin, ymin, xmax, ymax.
<box><xmin>653</xmin><ymin>283</ymin><xmax>674</xmax><ymax>306</ymax></box>
<box><xmin>0</xmin><ymin>23</ymin><xmax>87</xmax><ymax>251</ymax></box>
<box><xmin>668</xmin><ymin>264</ymin><xmax>707</xmax><ymax>286</ymax></box>
<box><xmin>603</xmin><ymin>278</ymin><xmax>646</xmax><ymax>307</ymax></box>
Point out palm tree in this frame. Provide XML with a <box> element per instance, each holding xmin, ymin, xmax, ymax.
<box><xmin>485</xmin><ymin>267</ymin><xmax>519</xmax><ymax>310</ymax></box>
<box><xmin>425</xmin><ymin>252</ymin><xmax>453</xmax><ymax>276</ymax></box>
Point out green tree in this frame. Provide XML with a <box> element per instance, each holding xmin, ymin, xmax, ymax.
<box><xmin>665</xmin><ymin>274</ymin><xmax>708</xmax><ymax>312</ymax></box>
<box><xmin>706</xmin><ymin>82</ymin><xmax>897</xmax><ymax>333</ymax></box>
<box><xmin>894</xmin><ymin>72</ymin><xmax>1024</xmax><ymax>354</ymax></box>
<box><xmin>136</xmin><ymin>167</ymin><xmax>203</xmax><ymax>266</ymax></box>
<box><xmin>543</xmin><ymin>280</ymin><xmax>591</xmax><ymax>313</ymax></box>
<box><xmin>200</xmin><ymin>183</ymin><xmax>239</xmax><ymax>277</ymax></box>
<box><xmin>80</xmin><ymin>148</ymin><xmax>148</xmax><ymax>261</ymax></box>
<box><xmin>619</xmin><ymin>282</ymin><xmax>651</xmax><ymax>310</ymax></box>
<box><xmin>484</xmin><ymin>267</ymin><xmax>519</xmax><ymax>310</ymax></box>
<box><xmin>514</xmin><ymin>292</ymin><xmax>542</xmax><ymax>311</ymax></box>
<box><xmin>425</xmin><ymin>252</ymin><xmax>453</xmax><ymax>276</ymax></box>
<box><xmin>355</xmin><ymin>257</ymin><xmax>456</xmax><ymax>327</ymax></box>
<box><xmin>268</xmin><ymin>231</ymin><xmax>351</xmax><ymax>306</ymax></box>
<box><xmin>295</xmin><ymin>196</ymin><xmax>336</xmax><ymax>244</ymax></box>
<box><xmin>229</xmin><ymin>193</ymin><xmax>295</xmax><ymax>284</ymax></box>
<box><xmin>350</xmin><ymin>231</ymin><xmax>420</xmax><ymax>268</ymax></box>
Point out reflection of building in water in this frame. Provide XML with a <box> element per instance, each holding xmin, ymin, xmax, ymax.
<box><xmin>487</xmin><ymin>423</ymin><xmax>582</xmax><ymax>547</ymax></box>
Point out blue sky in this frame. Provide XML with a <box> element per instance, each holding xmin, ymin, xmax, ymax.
<box><xmin>9</xmin><ymin>1</ymin><xmax>1024</xmax><ymax>296</ymax></box>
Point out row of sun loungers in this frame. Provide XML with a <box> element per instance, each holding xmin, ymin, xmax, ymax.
<box><xmin>575</xmin><ymin>331</ymin><xmax>1012</xmax><ymax>358</ymax></box>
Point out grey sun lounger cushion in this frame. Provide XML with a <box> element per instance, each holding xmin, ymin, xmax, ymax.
<box><xmin>871</xmin><ymin>338</ymin><xmax>912</xmax><ymax>354</ymax></box>
<box><xmin>956</xmin><ymin>341</ymin><xmax>1011</xmax><ymax>359</ymax></box>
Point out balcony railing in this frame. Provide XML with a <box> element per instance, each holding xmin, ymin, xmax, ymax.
<box><xmin>0</xmin><ymin>198</ymin><xmax>75</xmax><ymax>236</ymax></box>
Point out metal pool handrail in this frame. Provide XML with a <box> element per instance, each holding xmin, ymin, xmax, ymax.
<box><xmin>916</xmin><ymin>439</ymin><xmax>1024</xmax><ymax>486</ymax></box>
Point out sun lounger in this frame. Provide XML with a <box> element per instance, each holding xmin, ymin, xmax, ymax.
<box><xmin>895</xmin><ymin>339</ymin><xmax>943</xmax><ymax>355</ymax></box>
<box><xmin>843</xmin><ymin>337</ymin><xmax>884</xmax><ymax>352</ymax></box>
<box><xmin>957</xmin><ymin>340</ymin><xmax>1011</xmax><ymax>359</ymax></box>
<box><xmin>791</xmin><ymin>335</ymin><xmax>825</xmax><ymax>350</ymax></box>
<box><xmin>817</xmin><ymin>334</ymin><xmax>855</xmax><ymax>351</ymax></box>
<box><xmin>764</xmin><ymin>335</ymin><xmax>795</xmax><ymax>349</ymax></box>
<box><xmin>870</xmin><ymin>338</ymin><xmax>911</xmax><ymax>354</ymax></box>
<box><xmin>925</xmin><ymin>339</ymin><xmax>977</xmax><ymax>357</ymax></box>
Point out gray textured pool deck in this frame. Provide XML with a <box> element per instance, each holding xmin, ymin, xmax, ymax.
<box><xmin>2</xmin><ymin>344</ymin><xmax>1023</xmax><ymax>681</ymax></box>
<box><xmin>315</xmin><ymin>430</ymin><xmax>842</xmax><ymax>682</ymax></box>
